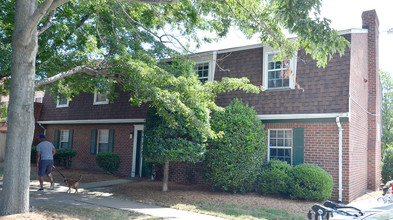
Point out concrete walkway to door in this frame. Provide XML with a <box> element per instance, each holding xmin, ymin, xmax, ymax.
<box><xmin>28</xmin><ymin>179</ymin><xmax>227</xmax><ymax>220</ymax></box>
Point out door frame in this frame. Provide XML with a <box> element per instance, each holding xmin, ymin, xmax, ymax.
<box><xmin>131</xmin><ymin>125</ymin><xmax>144</xmax><ymax>177</ymax></box>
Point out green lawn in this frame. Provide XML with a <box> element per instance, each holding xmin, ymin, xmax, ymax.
<box><xmin>171</xmin><ymin>201</ymin><xmax>307</xmax><ymax>220</ymax></box>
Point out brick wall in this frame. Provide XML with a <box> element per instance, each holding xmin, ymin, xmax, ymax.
<box><xmin>362</xmin><ymin>10</ymin><xmax>382</xmax><ymax>191</ymax></box>
<box><xmin>265</xmin><ymin>122</ymin><xmax>349</xmax><ymax>201</ymax></box>
<box><xmin>40</xmin><ymin>88</ymin><xmax>148</xmax><ymax>121</ymax></box>
<box><xmin>45</xmin><ymin>124</ymin><xmax>135</xmax><ymax>177</ymax></box>
<box><xmin>214</xmin><ymin>43</ymin><xmax>351</xmax><ymax>115</ymax></box>
<box><xmin>347</xmin><ymin>32</ymin><xmax>370</xmax><ymax>201</ymax></box>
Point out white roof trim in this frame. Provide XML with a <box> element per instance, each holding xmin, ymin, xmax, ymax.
<box><xmin>256</xmin><ymin>113</ymin><xmax>349</xmax><ymax>120</ymax></box>
<box><xmin>338</xmin><ymin>28</ymin><xmax>368</xmax><ymax>35</ymax></box>
<box><xmin>196</xmin><ymin>28</ymin><xmax>368</xmax><ymax>55</ymax></box>
<box><xmin>37</xmin><ymin>119</ymin><xmax>145</xmax><ymax>124</ymax></box>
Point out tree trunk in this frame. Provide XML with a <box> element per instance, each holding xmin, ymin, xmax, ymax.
<box><xmin>0</xmin><ymin>0</ymin><xmax>38</xmax><ymax>215</ymax></box>
<box><xmin>162</xmin><ymin>161</ymin><xmax>169</xmax><ymax>192</ymax></box>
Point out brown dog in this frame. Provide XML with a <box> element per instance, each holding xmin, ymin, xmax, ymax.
<box><xmin>64</xmin><ymin>175</ymin><xmax>82</xmax><ymax>194</ymax></box>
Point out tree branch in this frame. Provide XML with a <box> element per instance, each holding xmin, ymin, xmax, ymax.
<box><xmin>35</xmin><ymin>65</ymin><xmax>100</xmax><ymax>87</ymax></box>
<box><xmin>21</xmin><ymin>0</ymin><xmax>54</xmax><ymax>44</ymax></box>
<box><xmin>22</xmin><ymin>0</ymin><xmax>70</xmax><ymax>45</ymax></box>
<box><xmin>37</xmin><ymin>9</ymin><xmax>56</xmax><ymax>36</ymax></box>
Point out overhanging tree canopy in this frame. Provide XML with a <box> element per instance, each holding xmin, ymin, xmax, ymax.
<box><xmin>0</xmin><ymin>0</ymin><xmax>348</xmax><ymax>215</ymax></box>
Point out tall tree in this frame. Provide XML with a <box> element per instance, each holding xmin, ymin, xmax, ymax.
<box><xmin>0</xmin><ymin>0</ymin><xmax>348</xmax><ymax>215</ymax></box>
<box><xmin>381</xmin><ymin>70</ymin><xmax>393</xmax><ymax>154</ymax></box>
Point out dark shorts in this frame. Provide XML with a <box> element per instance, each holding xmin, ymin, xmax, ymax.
<box><xmin>38</xmin><ymin>160</ymin><xmax>54</xmax><ymax>177</ymax></box>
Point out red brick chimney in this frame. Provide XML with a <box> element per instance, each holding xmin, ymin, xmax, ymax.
<box><xmin>362</xmin><ymin>10</ymin><xmax>382</xmax><ymax>190</ymax></box>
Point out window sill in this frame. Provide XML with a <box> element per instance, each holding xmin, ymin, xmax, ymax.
<box><xmin>265</xmin><ymin>87</ymin><xmax>294</xmax><ymax>92</ymax></box>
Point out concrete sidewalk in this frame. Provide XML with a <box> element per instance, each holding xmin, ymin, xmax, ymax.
<box><xmin>30</xmin><ymin>179</ymin><xmax>226</xmax><ymax>220</ymax></box>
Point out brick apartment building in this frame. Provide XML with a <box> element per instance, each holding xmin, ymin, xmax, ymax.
<box><xmin>35</xmin><ymin>10</ymin><xmax>381</xmax><ymax>203</ymax></box>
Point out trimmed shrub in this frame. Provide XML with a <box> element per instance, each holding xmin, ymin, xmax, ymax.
<box><xmin>204</xmin><ymin>98</ymin><xmax>266</xmax><ymax>193</ymax></box>
<box><xmin>96</xmin><ymin>152</ymin><xmax>120</xmax><ymax>174</ymax></box>
<box><xmin>31</xmin><ymin>147</ymin><xmax>37</xmax><ymax>164</ymax></box>
<box><xmin>382</xmin><ymin>147</ymin><xmax>393</xmax><ymax>183</ymax></box>
<box><xmin>256</xmin><ymin>160</ymin><xmax>291</xmax><ymax>195</ymax></box>
<box><xmin>54</xmin><ymin>148</ymin><xmax>77</xmax><ymax>168</ymax></box>
<box><xmin>289</xmin><ymin>164</ymin><xmax>333</xmax><ymax>201</ymax></box>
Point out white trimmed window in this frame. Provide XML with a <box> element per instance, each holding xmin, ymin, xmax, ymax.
<box><xmin>264</xmin><ymin>51</ymin><xmax>296</xmax><ymax>90</ymax></box>
<box><xmin>93</xmin><ymin>91</ymin><xmax>109</xmax><ymax>105</ymax></box>
<box><xmin>34</xmin><ymin>97</ymin><xmax>43</xmax><ymax>103</ymax></box>
<box><xmin>97</xmin><ymin>129</ymin><xmax>109</xmax><ymax>153</ymax></box>
<box><xmin>56</xmin><ymin>97</ymin><xmax>69</xmax><ymax>108</ymax></box>
<box><xmin>195</xmin><ymin>62</ymin><xmax>210</xmax><ymax>83</ymax></box>
<box><xmin>60</xmin><ymin>129</ymin><xmax>70</xmax><ymax>148</ymax></box>
<box><xmin>268</xmin><ymin>129</ymin><xmax>293</xmax><ymax>164</ymax></box>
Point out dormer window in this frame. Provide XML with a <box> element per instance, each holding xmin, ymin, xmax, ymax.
<box><xmin>56</xmin><ymin>96</ymin><xmax>69</xmax><ymax>108</ymax></box>
<box><xmin>263</xmin><ymin>51</ymin><xmax>296</xmax><ymax>90</ymax></box>
<box><xmin>93</xmin><ymin>91</ymin><xmax>109</xmax><ymax>105</ymax></box>
<box><xmin>195</xmin><ymin>62</ymin><xmax>210</xmax><ymax>83</ymax></box>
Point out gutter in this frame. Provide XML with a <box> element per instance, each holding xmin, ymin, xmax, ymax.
<box><xmin>336</xmin><ymin>117</ymin><xmax>344</xmax><ymax>202</ymax></box>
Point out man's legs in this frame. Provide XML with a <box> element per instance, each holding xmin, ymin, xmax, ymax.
<box><xmin>47</xmin><ymin>173</ymin><xmax>54</xmax><ymax>189</ymax></box>
<box><xmin>38</xmin><ymin>176</ymin><xmax>44</xmax><ymax>190</ymax></box>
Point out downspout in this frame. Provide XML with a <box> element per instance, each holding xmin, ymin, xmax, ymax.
<box><xmin>336</xmin><ymin>117</ymin><xmax>343</xmax><ymax>202</ymax></box>
<box><xmin>38</xmin><ymin>123</ymin><xmax>46</xmax><ymax>135</ymax></box>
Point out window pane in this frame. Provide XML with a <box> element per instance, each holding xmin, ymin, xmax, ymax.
<box><xmin>277</xmin><ymin>130</ymin><xmax>284</xmax><ymax>138</ymax></box>
<box><xmin>285</xmin><ymin>131</ymin><xmax>292</xmax><ymax>139</ymax></box>
<box><xmin>60</xmin><ymin>142</ymin><xmax>68</xmax><ymax>148</ymax></box>
<box><xmin>195</xmin><ymin>63</ymin><xmax>209</xmax><ymax>83</ymax></box>
<box><xmin>270</xmin><ymin>139</ymin><xmax>276</xmax><ymax>146</ymax></box>
<box><xmin>58</xmin><ymin>98</ymin><xmax>68</xmax><ymax>105</ymax></box>
<box><xmin>268</xmin><ymin>80</ymin><xmax>276</xmax><ymax>88</ymax></box>
<box><xmin>98</xmin><ymin>143</ymin><xmax>109</xmax><ymax>153</ymax></box>
<box><xmin>270</xmin><ymin>130</ymin><xmax>276</xmax><ymax>138</ymax></box>
<box><xmin>275</xmin><ymin>61</ymin><xmax>282</xmax><ymax>69</ymax></box>
<box><xmin>268</xmin><ymin>62</ymin><xmax>275</xmax><ymax>70</ymax></box>
<box><xmin>98</xmin><ymin>130</ymin><xmax>109</xmax><ymax>143</ymax></box>
<box><xmin>270</xmin><ymin>148</ymin><xmax>277</xmax><ymax>157</ymax></box>
<box><xmin>275</xmin><ymin>71</ymin><xmax>282</xmax><ymax>79</ymax></box>
<box><xmin>285</xmin><ymin>139</ymin><xmax>292</xmax><ymax>147</ymax></box>
<box><xmin>96</xmin><ymin>93</ymin><xmax>107</xmax><ymax>102</ymax></box>
<box><xmin>283</xmin><ymin>79</ymin><xmax>289</xmax><ymax>87</ymax></box>
<box><xmin>277</xmin><ymin>139</ymin><xmax>283</xmax><ymax>146</ymax></box>
<box><xmin>278</xmin><ymin>148</ymin><xmax>284</xmax><ymax>157</ymax></box>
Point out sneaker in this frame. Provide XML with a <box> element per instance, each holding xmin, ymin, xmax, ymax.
<box><xmin>37</xmin><ymin>188</ymin><xmax>44</xmax><ymax>191</ymax></box>
<box><xmin>49</xmin><ymin>182</ymin><xmax>54</xmax><ymax>190</ymax></box>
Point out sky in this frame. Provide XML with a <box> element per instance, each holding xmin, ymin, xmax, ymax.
<box><xmin>196</xmin><ymin>0</ymin><xmax>393</xmax><ymax>75</ymax></box>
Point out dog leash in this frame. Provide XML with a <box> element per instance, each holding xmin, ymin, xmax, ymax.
<box><xmin>52</xmin><ymin>165</ymin><xmax>66</xmax><ymax>178</ymax></box>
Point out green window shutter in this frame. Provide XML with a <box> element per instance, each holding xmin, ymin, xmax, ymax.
<box><xmin>68</xmin><ymin>129</ymin><xmax>74</xmax><ymax>149</ymax></box>
<box><xmin>90</xmin><ymin>129</ymin><xmax>97</xmax><ymax>155</ymax></box>
<box><xmin>108</xmin><ymin>129</ymin><xmax>114</xmax><ymax>152</ymax></box>
<box><xmin>54</xmin><ymin>129</ymin><xmax>59</xmax><ymax>148</ymax></box>
<box><xmin>293</xmin><ymin>128</ymin><xmax>304</xmax><ymax>166</ymax></box>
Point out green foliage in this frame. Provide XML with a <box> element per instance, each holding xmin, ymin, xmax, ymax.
<box><xmin>0</xmin><ymin>0</ymin><xmax>348</xmax><ymax>143</ymax></box>
<box><xmin>143</xmin><ymin>107</ymin><xmax>205</xmax><ymax>164</ymax></box>
<box><xmin>31</xmin><ymin>147</ymin><xmax>37</xmax><ymax>164</ymax></box>
<box><xmin>95</xmin><ymin>152</ymin><xmax>120</xmax><ymax>174</ymax></box>
<box><xmin>289</xmin><ymin>164</ymin><xmax>333</xmax><ymax>201</ymax></box>
<box><xmin>0</xmin><ymin>102</ymin><xmax>6</xmax><ymax>118</ymax></box>
<box><xmin>204</xmin><ymin>98</ymin><xmax>266</xmax><ymax>193</ymax></box>
<box><xmin>256</xmin><ymin>160</ymin><xmax>291</xmax><ymax>195</ymax></box>
<box><xmin>382</xmin><ymin>147</ymin><xmax>393</xmax><ymax>183</ymax></box>
<box><xmin>382</xmin><ymin>70</ymin><xmax>393</xmax><ymax>154</ymax></box>
<box><xmin>54</xmin><ymin>148</ymin><xmax>77</xmax><ymax>169</ymax></box>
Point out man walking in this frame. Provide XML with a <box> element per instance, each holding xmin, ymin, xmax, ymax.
<box><xmin>36</xmin><ymin>134</ymin><xmax>56</xmax><ymax>191</ymax></box>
